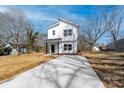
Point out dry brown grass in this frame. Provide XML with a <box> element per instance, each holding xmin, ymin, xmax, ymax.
<box><xmin>80</xmin><ymin>51</ymin><xmax>124</xmax><ymax>88</ymax></box>
<box><xmin>0</xmin><ymin>53</ymin><xmax>54</xmax><ymax>82</ymax></box>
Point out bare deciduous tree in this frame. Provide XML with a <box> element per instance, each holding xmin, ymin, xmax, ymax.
<box><xmin>82</xmin><ymin>14</ymin><xmax>110</xmax><ymax>50</ymax></box>
<box><xmin>108</xmin><ymin>7</ymin><xmax>123</xmax><ymax>49</ymax></box>
<box><xmin>0</xmin><ymin>8</ymin><xmax>29</xmax><ymax>52</ymax></box>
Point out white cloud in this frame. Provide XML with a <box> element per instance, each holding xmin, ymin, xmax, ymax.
<box><xmin>19</xmin><ymin>6</ymin><xmax>85</xmax><ymax>24</ymax></box>
<box><xmin>0</xmin><ymin>6</ymin><xmax>9</xmax><ymax>13</ymax></box>
<box><xmin>25</xmin><ymin>10</ymin><xmax>56</xmax><ymax>21</ymax></box>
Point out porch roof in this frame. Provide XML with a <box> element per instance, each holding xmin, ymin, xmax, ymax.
<box><xmin>44</xmin><ymin>38</ymin><xmax>62</xmax><ymax>42</ymax></box>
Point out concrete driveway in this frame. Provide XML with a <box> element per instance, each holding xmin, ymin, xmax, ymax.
<box><xmin>0</xmin><ymin>55</ymin><xmax>104</xmax><ymax>88</ymax></box>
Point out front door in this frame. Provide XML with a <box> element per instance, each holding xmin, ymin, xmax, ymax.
<box><xmin>51</xmin><ymin>45</ymin><xmax>55</xmax><ymax>53</ymax></box>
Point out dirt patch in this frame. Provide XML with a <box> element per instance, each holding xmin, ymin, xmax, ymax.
<box><xmin>80</xmin><ymin>51</ymin><xmax>124</xmax><ymax>88</ymax></box>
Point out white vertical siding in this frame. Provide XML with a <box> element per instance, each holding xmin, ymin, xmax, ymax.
<box><xmin>59</xmin><ymin>21</ymin><xmax>78</xmax><ymax>42</ymax></box>
<box><xmin>48</xmin><ymin>21</ymin><xmax>78</xmax><ymax>41</ymax></box>
<box><xmin>47</xmin><ymin>20</ymin><xmax>78</xmax><ymax>54</ymax></box>
<box><xmin>59</xmin><ymin>42</ymin><xmax>77</xmax><ymax>54</ymax></box>
<box><xmin>48</xmin><ymin>25</ymin><xmax>60</xmax><ymax>39</ymax></box>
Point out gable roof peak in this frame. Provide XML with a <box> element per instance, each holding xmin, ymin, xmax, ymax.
<box><xmin>47</xmin><ymin>17</ymin><xmax>79</xmax><ymax>30</ymax></box>
<box><xmin>57</xmin><ymin>17</ymin><xmax>79</xmax><ymax>27</ymax></box>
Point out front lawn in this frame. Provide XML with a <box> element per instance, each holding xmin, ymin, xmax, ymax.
<box><xmin>0</xmin><ymin>53</ymin><xmax>54</xmax><ymax>82</ymax></box>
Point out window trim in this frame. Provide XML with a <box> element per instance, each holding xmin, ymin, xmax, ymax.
<box><xmin>64</xmin><ymin>44</ymin><xmax>72</xmax><ymax>51</ymax></box>
<box><xmin>64</xmin><ymin>30</ymin><xmax>68</xmax><ymax>36</ymax></box>
<box><xmin>64</xmin><ymin>44</ymin><xmax>68</xmax><ymax>50</ymax></box>
<box><xmin>68</xmin><ymin>44</ymin><xmax>72</xmax><ymax>50</ymax></box>
<box><xmin>53</xmin><ymin>30</ymin><xmax>55</xmax><ymax>35</ymax></box>
<box><xmin>68</xmin><ymin>29</ymin><xmax>72</xmax><ymax>36</ymax></box>
<box><xmin>63</xmin><ymin>29</ymin><xmax>72</xmax><ymax>36</ymax></box>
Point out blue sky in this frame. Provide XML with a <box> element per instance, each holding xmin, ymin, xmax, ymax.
<box><xmin>0</xmin><ymin>5</ymin><xmax>121</xmax><ymax>45</ymax></box>
<box><xmin>0</xmin><ymin>5</ymin><xmax>115</xmax><ymax>31</ymax></box>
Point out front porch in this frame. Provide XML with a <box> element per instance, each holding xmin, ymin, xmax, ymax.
<box><xmin>44</xmin><ymin>38</ymin><xmax>62</xmax><ymax>54</ymax></box>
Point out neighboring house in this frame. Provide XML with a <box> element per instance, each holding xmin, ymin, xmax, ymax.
<box><xmin>114</xmin><ymin>38</ymin><xmax>124</xmax><ymax>52</ymax></box>
<box><xmin>106</xmin><ymin>42</ymin><xmax>114</xmax><ymax>51</ymax></box>
<box><xmin>106</xmin><ymin>38</ymin><xmax>124</xmax><ymax>51</ymax></box>
<box><xmin>45</xmin><ymin>17</ymin><xmax>79</xmax><ymax>54</ymax></box>
<box><xmin>0</xmin><ymin>43</ymin><xmax>13</xmax><ymax>55</ymax></box>
<box><xmin>4</xmin><ymin>43</ymin><xmax>18</xmax><ymax>55</ymax></box>
<box><xmin>99</xmin><ymin>45</ymin><xmax>108</xmax><ymax>51</ymax></box>
<box><xmin>0</xmin><ymin>34</ymin><xmax>45</xmax><ymax>55</ymax></box>
<box><xmin>34</xmin><ymin>34</ymin><xmax>47</xmax><ymax>47</ymax></box>
<box><xmin>0</xmin><ymin>43</ymin><xmax>27</xmax><ymax>55</ymax></box>
<box><xmin>18</xmin><ymin>44</ymin><xmax>29</xmax><ymax>53</ymax></box>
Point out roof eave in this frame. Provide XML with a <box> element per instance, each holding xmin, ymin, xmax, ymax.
<box><xmin>47</xmin><ymin>22</ymin><xmax>59</xmax><ymax>30</ymax></box>
<box><xmin>58</xmin><ymin>17</ymin><xmax>79</xmax><ymax>28</ymax></box>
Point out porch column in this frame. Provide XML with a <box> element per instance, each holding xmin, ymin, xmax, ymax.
<box><xmin>46</xmin><ymin>42</ymin><xmax>48</xmax><ymax>54</ymax></box>
<box><xmin>58</xmin><ymin>41</ymin><xmax>59</xmax><ymax>55</ymax></box>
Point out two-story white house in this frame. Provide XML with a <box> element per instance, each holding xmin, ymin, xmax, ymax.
<box><xmin>45</xmin><ymin>17</ymin><xmax>79</xmax><ymax>54</ymax></box>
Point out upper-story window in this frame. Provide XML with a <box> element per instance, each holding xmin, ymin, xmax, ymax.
<box><xmin>68</xmin><ymin>29</ymin><xmax>72</xmax><ymax>36</ymax></box>
<box><xmin>53</xmin><ymin>30</ymin><xmax>55</xmax><ymax>35</ymax></box>
<box><xmin>64</xmin><ymin>29</ymin><xmax>72</xmax><ymax>36</ymax></box>
<box><xmin>64</xmin><ymin>30</ymin><xmax>68</xmax><ymax>36</ymax></box>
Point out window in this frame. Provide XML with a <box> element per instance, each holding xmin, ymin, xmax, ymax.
<box><xmin>63</xmin><ymin>29</ymin><xmax>72</xmax><ymax>36</ymax></box>
<box><xmin>64</xmin><ymin>44</ymin><xmax>68</xmax><ymax>50</ymax></box>
<box><xmin>68</xmin><ymin>44</ymin><xmax>72</xmax><ymax>50</ymax></box>
<box><xmin>64</xmin><ymin>44</ymin><xmax>72</xmax><ymax>51</ymax></box>
<box><xmin>64</xmin><ymin>30</ymin><xmax>68</xmax><ymax>36</ymax></box>
<box><xmin>53</xmin><ymin>30</ymin><xmax>55</xmax><ymax>35</ymax></box>
<box><xmin>68</xmin><ymin>29</ymin><xmax>72</xmax><ymax>36</ymax></box>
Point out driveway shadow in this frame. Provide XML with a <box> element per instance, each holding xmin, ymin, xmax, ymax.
<box><xmin>32</xmin><ymin>55</ymin><xmax>104</xmax><ymax>88</ymax></box>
